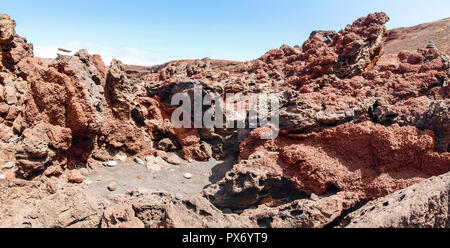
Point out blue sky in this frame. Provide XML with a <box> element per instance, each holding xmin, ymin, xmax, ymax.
<box><xmin>2</xmin><ymin>0</ymin><xmax>449</xmax><ymax>65</ymax></box>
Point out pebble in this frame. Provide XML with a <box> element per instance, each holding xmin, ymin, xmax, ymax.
<box><xmin>67</xmin><ymin>170</ymin><xmax>85</xmax><ymax>184</ymax></box>
<box><xmin>115</xmin><ymin>153</ymin><xmax>127</xmax><ymax>162</ymax></box>
<box><xmin>0</xmin><ymin>174</ymin><xmax>6</xmax><ymax>180</ymax></box>
<box><xmin>175</xmin><ymin>193</ymin><xmax>184</xmax><ymax>200</ymax></box>
<box><xmin>105</xmin><ymin>161</ymin><xmax>118</xmax><ymax>167</ymax></box>
<box><xmin>107</xmin><ymin>182</ymin><xmax>118</xmax><ymax>191</ymax></box>
<box><xmin>172</xmin><ymin>193</ymin><xmax>184</xmax><ymax>203</ymax></box>
<box><xmin>183</xmin><ymin>173</ymin><xmax>193</xmax><ymax>179</ymax></box>
<box><xmin>167</xmin><ymin>154</ymin><xmax>183</xmax><ymax>165</ymax></box>
<box><xmin>134</xmin><ymin>157</ymin><xmax>145</xmax><ymax>165</ymax></box>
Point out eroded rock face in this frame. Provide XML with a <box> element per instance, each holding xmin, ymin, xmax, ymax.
<box><xmin>0</xmin><ymin>12</ymin><xmax>448</xmax><ymax>229</ymax></box>
<box><xmin>416</xmin><ymin>101</ymin><xmax>449</xmax><ymax>153</ymax></box>
<box><xmin>243</xmin><ymin>192</ymin><xmax>360</xmax><ymax>228</ymax></box>
<box><xmin>101</xmin><ymin>203</ymin><xmax>145</xmax><ymax>228</ymax></box>
<box><xmin>205</xmin><ymin>122</ymin><xmax>450</xmax><ymax>208</ymax></box>
<box><xmin>0</xmin><ymin>183</ymin><xmax>255</xmax><ymax>228</ymax></box>
<box><xmin>10</xmin><ymin>48</ymin><xmax>156</xmax><ymax>177</ymax></box>
<box><xmin>248</xmin><ymin>12</ymin><xmax>389</xmax><ymax>88</ymax></box>
<box><xmin>340</xmin><ymin>172</ymin><xmax>450</xmax><ymax>228</ymax></box>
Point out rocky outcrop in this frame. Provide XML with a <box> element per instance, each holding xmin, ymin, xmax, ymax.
<box><xmin>10</xmin><ymin>48</ymin><xmax>155</xmax><ymax>177</ymax></box>
<box><xmin>243</xmin><ymin>192</ymin><xmax>359</xmax><ymax>228</ymax></box>
<box><xmin>416</xmin><ymin>101</ymin><xmax>449</xmax><ymax>153</ymax></box>
<box><xmin>0</xmin><ymin>14</ymin><xmax>33</xmax><ymax>73</ymax></box>
<box><xmin>248</xmin><ymin>12</ymin><xmax>389</xmax><ymax>88</ymax></box>
<box><xmin>101</xmin><ymin>203</ymin><xmax>145</xmax><ymax>228</ymax></box>
<box><xmin>340</xmin><ymin>172</ymin><xmax>450</xmax><ymax>228</ymax></box>
<box><xmin>0</xmin><ymin>12</ymin><xmax>449</xmax><ymax>229</ymax></box>
<box><xmin>0</xmin><ymin>182</ymin><xmax>255</xmax><ymax>228</ymax></box>
<box><xmin>205</xmin><ymin>122</ymin><xmax>450</xmax><ymax>208</ymax></box>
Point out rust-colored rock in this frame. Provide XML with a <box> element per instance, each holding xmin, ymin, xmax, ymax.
<box><xmin>205</xmin><ymin>122</ymin><xmax>450</xmax><ymax>208</ymax></box>
<box><xmin>0</xmin><ymin>12</ymin><xmax>449</xmax><ymax>229</ymax></box>
<box><xmin>67</xmin><ymin>170</ymin><xmax>85</xmax><ymax>184</ymax></box>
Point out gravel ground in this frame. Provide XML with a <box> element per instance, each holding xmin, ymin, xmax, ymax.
<box><xmin>86</xmin><ymin>154</ymin><xmax>235</xmax><ymax>197</ymax></box>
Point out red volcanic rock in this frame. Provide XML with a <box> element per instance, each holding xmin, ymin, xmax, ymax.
<box><xmin>416</xmin><ymin>101</ymin><xmax>449</xmax><ymax>153</ymax></box>
<box><xmin>0</xmin><ymin>15</ymin><xmax>15</xmax><ymax>44</ymax></box>
<box><xmin>204</xmin><ymin>122</ymin><xmax>450</xmax><ymax>208</ymax></box>
<box><xmin>0</xmin><ymin>15</ymin><xmax>33</xmax><ymax>73</ymax></box>
<box><xmin>67</xmin><ymin>170</ymin><xmax>85</xmax><ymax>184</ymax></box>
<box><xmin>247</xmin><ymin>12</ymin><xmax>390</xmax><ymax>88</ymax></box>
<box><xmin>10</xmin><ymin>49</ymin><xmax>157</xmax><ymax>176</ymax></box>
<box><xmin>105</xmin><ymin>59</ymin><xmax>134</xmax><ymax>120</ymax></box>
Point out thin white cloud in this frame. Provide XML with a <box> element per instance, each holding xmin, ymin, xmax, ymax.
<box><xmin>34</xmin><ymin>41</ymin><xmax>166</xmax><ymax>66</ymax></box>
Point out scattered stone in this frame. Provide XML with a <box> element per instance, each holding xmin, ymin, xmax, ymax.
<box><xmin>114</xmin><ymin>153</ymin><xmax>127</xmax><ymax>162</ymax></box>
<box><xmin>44</xmin><ymin>165</ymin><xmax>63</xmax><ymax>177</ymax></box>
<box><xmin>172</xmin><ymin>193</ymin><xmax>184</xmax><ymax>203</ymax></box>
<box><xmin>105</xmin><ymin>161</ymin><xmax>118</xmax><ymax>167</ymax></box>
<box><xmin>157</xmin><ymin>138</ymin><xmax>176</xmax><ymax>151</ymax></box>
<box><xmin>0</xmin><ymin>174</ymin><xmax>5</xmax><ymax>180</ymax></box>
<box><xmin>156</xmin><ymin>150</ymin><xmax>169</xmax><ymax>160</ymax></box>
<box><xmin>167</xmin><ymin>153</ymin><xmax>183</xmax><ymax>165</ymax></box>
<box><xmin>67</xmin><ymin>170</ymin><xmax>85</xmax><ymax>184</ymax></box>
<box><xmin>134</xmin><ymin>157</ymin><xmax>145</xmax><ymax>165</ymax></box>
<box><xmin>175</xmin><ymin>193</ymin><xmax>184</xmax><ymax>200</ymax></box>
<box><xmin>107</xmin><ymin>182</ymin><xmax>118</xmax><ymax>191</ymax></box>
<box><xmin>184</xmin><ymin>173</ymin><xmax>193</xmax><ymax>179</ymax></box>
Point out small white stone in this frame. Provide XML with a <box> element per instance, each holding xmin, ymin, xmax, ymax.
<box><xmin>183</xmin><ymin>173</ymin><xmax>192</xmax><ymax>179</ymax></box>
<box><xmin>115</xmin><ymin>153</ymin><xmax>127</xmax><ymax>162</ymax></box>
<box><xmin>172</xmin><ymin>193</ymin><xmax>184</xmax><ymax>203</ymax></box>
<box><xmin>105</xmin><ymin>161</ymin><xmax>118</xmax><ymax>167</ymax></box>
<box><xmin>0</xmin><ymin>174</ymin><xmax>6</xmax><ymax>180</ymax></box>
<box><xmin>134</xmin><ymin>157</ymin><xmax>145</xmax><ymax>165</ymax></box>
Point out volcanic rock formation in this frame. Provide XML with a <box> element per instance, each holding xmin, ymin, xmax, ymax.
<box><xmin>0</xmin><ymin>12</ymin><xmax>448</xmax><ymax>228</ymax></box>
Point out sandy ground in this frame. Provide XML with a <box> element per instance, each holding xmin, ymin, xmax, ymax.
<box><xmin>86</xmin><ymin>155</ymin><xmax>235</xmax><ymax>197</ymax></box>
